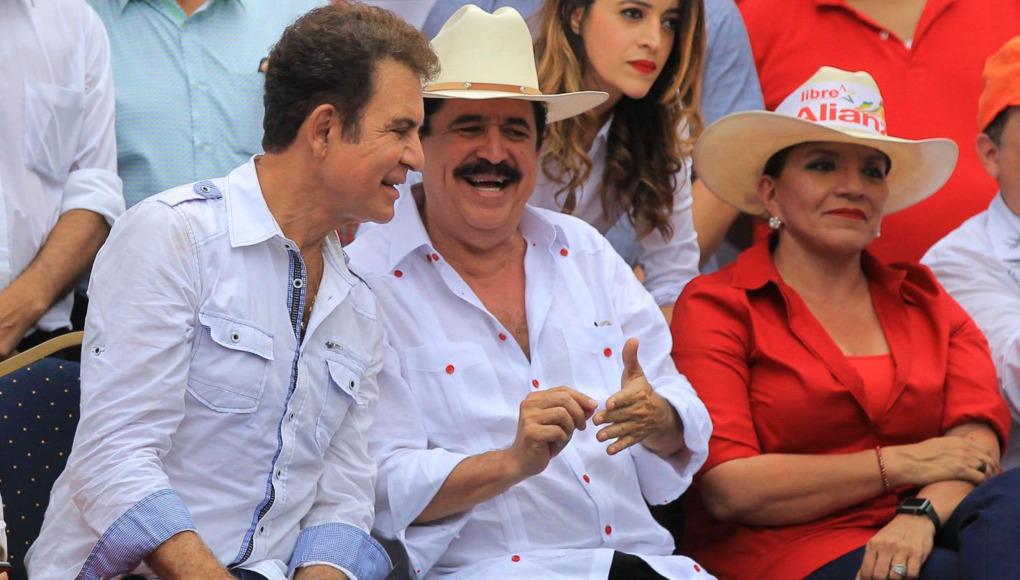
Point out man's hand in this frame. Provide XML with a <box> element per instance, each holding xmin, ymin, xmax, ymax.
<box><xmin>857</xmin><ymin>514</ymin><xmax>936</xmax><ymax>579</ymax></box>
<box><xmin>295</xmin><ymin>565</ymin><xmax>349</xmax><ymax>579</ymax></box>
<box><xmin>0</xmin><ymin>280</ymin><xmax>49</xmax><ymax>357</ymax></box>
<box><xmin>508</xmin><ymin>387</ymin><xmax>598</xmax><ymax>479</ymax></box>
<box><xmin>593</xmin><ymin>338</ymin><xmax>684</xmax><ymax>457</ymax></box>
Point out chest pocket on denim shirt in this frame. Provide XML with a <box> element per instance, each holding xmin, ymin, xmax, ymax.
<box><xmin>188</xmin><ymin>310</ymin><xmax>274</xmax><ymax>413</ymax></box>
<box><xmin>563</xmin><ymin>324</ymin><xmax>626</xmax><ymax>398</ymax></box>
<box><xmin>23</xmin><ymin>80</ymin><xmax>84</xmax><ymax>183</ymax></box>
<box><xmin>317</xmin><ymin>351</ymin><xmax>367</xmax><ymax>451</ymax></box>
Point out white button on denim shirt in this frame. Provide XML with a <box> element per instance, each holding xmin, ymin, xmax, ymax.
<box><xmin>28</xmin><ymin>159</ymin><xmax>390</xmax><ymax>580</ymax></box>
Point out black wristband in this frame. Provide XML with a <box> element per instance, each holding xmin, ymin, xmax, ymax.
<box><xmin>896</xmin><ymin>497</ymin><xmax>941</xmax><ymax>531</ymax></box>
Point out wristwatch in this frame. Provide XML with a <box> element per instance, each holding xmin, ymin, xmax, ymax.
<box><xmin>896</xmin><ymin>497</ymin><xmax>941</xmax><ymax>531</ymax></box>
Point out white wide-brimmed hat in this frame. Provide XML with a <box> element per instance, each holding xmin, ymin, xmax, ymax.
<box><xmin>424</xmin><ymin>5</ymin><xmax>608</xmax><ymax>123</ymax></box>
<box><xmin>694</xmin><ymin>66</ymin><xmax>958</xmax><ymax>216</ymax></box>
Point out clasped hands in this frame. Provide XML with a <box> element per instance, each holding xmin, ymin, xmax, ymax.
<box><xmin>507</xmin><ymin>338</ymin><xmax>682</xmax><ymax>479</ymax></box>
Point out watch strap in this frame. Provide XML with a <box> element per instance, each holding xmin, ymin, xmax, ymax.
<box><xmin>897</xmin><ymin>498</ymin><xmax>941</xmax><ymax>531</ymax></box>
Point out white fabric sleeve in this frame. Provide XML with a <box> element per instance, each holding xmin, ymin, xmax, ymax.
<box><xmin>65</xmin><ymin>201</ymin><xmax>200</xmax><ymax>562</ymax></box>
<box><xmin>61</xmin><ymin>4</ymin><xmax>124</xmax><ymax>225</ymax></box>
<box><xmin>369</xmin><ymin>337</ymin><xmax>472</xmax><ymax>579</ymax></box>
<box><xmin>609</xmin><ymin>237</ymin><xmax>711</xmax><ymax>504</ymax></box>
<box><xmin>923</xmin><ymin>245</ymin><xmax>1020</xmax><ymax>423</ymax></box>
<box><xmin>635</xmin><ymin>158</ymin><xmax>701</xmax><ymax>307</ymax></box>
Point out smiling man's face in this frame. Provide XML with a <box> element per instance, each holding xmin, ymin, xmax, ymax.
<box><xmin>419</xmin><ymin>98</ymin><xmax>540</xmax><ymax>246</ymax></box>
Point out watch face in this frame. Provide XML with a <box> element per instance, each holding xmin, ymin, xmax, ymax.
<box><xmin>901</xmin><ymin>498</ymin><xmax>927</xmax><ymax>509</ymax></box>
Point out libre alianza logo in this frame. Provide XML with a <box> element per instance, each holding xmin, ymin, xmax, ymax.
<box><xmin>797</xmin><ymin>83</ymin><xmax>887</xmax><ymax>135</ymax></box>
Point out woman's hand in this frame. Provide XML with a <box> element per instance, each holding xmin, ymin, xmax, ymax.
<box><xmin>886</xmin><ymin>436</ymin><xmax>1000</xmax><ymax>487</ymax></box>
<box><xmin>857</xmin><ymin>514</ymin><xmax>935</xmax><ymax>579</ymax></box>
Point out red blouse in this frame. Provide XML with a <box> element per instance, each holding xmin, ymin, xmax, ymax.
<box><xmin>671</xmin><ymin>239</ymin><xmax>1011</xmax><ymax>580</ymax></box>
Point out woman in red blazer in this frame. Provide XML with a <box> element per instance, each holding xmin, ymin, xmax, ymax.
<box><xmin>672</xmin><ymin>66</ymin><xmax>1016</xmax><ymax>580</ymax></box>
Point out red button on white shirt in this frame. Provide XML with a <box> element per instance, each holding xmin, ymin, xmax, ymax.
<box><xmin>582</xmin><ymin>474</ymin><xmax>591</xmax><ymax>483</ymax></box>
<box><xmin>445</xmin><ymin>364</ymin><xmax>455</xmax><ymax>374</ymax></box>
<box><xmin>432</xmin><ymin>253</ymin><xmax>440</xmax><ymax>261</ymax></box>
<box><xmin>694</xmin><ymin>564</ymin><xmax>702</xmax><ymax>573</ymax></box>
<box><xmin>531</xmin><ymin>379</ymin><xmax>540</xmax><ymax>389</ymax></box>
<box><xmin>511</xmin><ymin>555</ymin><xmax>521</xmax><ymax>563</ymax></box>
<box><xmin>604</xmin><ymin>524</ymin><xmax>613</xmax><ymax>535</ymax></box>
<box><xmin>393</xmin><ymin>269</ymin><xmax>403</xmax><ymax>278</ymax></box>
<box><xmin>498</xmin><ymin>333</ymin><xmax>507</xmax><ymax>341</ymax></box>
<box><xmin>603</xmin><ymin>347</ymin><xmax>612</xmax><ymax>358</ymax></box>
<box><xmin>560</xmin><ymin>248</ymin><xmax>569</xmax><ymax>257</ymax></box>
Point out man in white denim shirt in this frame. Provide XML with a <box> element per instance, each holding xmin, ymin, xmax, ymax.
<box><xmin>0</xmin><ymin>0</ymin><xmax>124</xmax><ymax>357</ymax></box>
<box><xmin>348</xmin><ymin>7</ymin><xmax>713</xmax><ymax>579</ymax></box>
<box><xmin>27</xmin><ymin>5</ymin><xmax>437</xmax><ymax>579</ymax></box>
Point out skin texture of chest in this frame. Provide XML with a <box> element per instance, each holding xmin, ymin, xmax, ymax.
<box><xmin>464</xmin><ymin>264</ymin><xmax>530</xmax><ymax>359</ymax></box>
<box><xmin>801</xmin><ymin>289</ymin><xmax>891</xmax><ymax>356</ymax></box>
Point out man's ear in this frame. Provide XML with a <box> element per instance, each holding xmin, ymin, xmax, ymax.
<box><xmin>757</xmin><ymin>174</ymin><xmax>783</xmax><ymax>221</ymax></box>
<box><xmin>976</xmin><ymin>132</ymin><xmax>1001</xmax><ymax>181</ymax></box>
<box><xmin>302</xmin><ymin>103</ymin><xmax>340</xmax><ymax>158</ymax></box>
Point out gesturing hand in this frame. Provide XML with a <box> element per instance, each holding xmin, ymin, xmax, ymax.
<box><xmin>509</xmin><ymin>387</ymin><xmax>598</xmax><ymax>479</ymax></box>
<box><xmin>857</xmin><ymin>514</ymin><xmax>936</xmax><ymax>579</ymax></box>
<box><xmin>593</xmin><ymin>338</ymin><xmax>682</xmax><ymax>456</ymax></box>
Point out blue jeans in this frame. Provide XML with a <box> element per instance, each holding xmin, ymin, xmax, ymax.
<box><xmin>808</xmin><ymin>467</ymin><xmax>1020</xmax><ymax>579</ymax></box>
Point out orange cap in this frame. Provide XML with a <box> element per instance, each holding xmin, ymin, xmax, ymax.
<box><xmin>978</xmin><ymin>36</ymin><xmax>1020</xmax><ymax>131</ymax></box>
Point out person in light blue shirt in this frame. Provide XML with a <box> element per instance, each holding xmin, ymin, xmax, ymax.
<box><xmin>88</xmin><ymin>0</ymin><xmax>323</xmax><ymax>208</ymax></box>
<box><xmin>423</xmin><ymin>0</ymin><xmax>763</xmax><ymax>124</ymax></box>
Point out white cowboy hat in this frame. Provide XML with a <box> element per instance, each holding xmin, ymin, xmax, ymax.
<box><xmin>694</xmin><ymin>66</ymin><xmax>958</xmax><ymax>216</ymax></box>
<box><xmin>424</xmin><ymin>5</ymin><xmax>608</xmax><ymax>123</ymax></box>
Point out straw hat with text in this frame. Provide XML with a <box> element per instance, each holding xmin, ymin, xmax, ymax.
<box><xmin>694</xmin><ymin>66</ymin><xmax>958</xmax><ymax>216</ymax></box>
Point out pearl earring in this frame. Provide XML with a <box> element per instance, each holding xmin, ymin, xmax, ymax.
<box><xmin>768</xmin><ymin>215</ymin><xmax>783</xmax><ymax>230</ymax></box>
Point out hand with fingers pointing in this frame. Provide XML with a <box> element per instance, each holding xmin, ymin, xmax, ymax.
<box><xmin>592</xmin><ymin>338</ymin><xmax>686</xmax><ymax>458</ymax></box>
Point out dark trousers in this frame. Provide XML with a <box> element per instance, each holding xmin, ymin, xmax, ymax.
<box><xmin>808</xmin><ymin>467</ymin><xmax>1020</xmax><ymax>580</ymax></box>
<box><xmin>608</xmin><ymin>552</ymin><xmax>668</xmax><ymax>580</ymax></box>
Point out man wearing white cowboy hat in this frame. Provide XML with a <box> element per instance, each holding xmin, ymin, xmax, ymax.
<box><xmin>347</xmin><ymin>5</ymin><xmax>713</xmax><ymax>579</ymax></box>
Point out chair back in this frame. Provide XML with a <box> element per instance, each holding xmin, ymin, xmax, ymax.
<box><xmin>0</xmin><ymin>357</ymin><xmax>81</xmax><ymax>580</ymax></box>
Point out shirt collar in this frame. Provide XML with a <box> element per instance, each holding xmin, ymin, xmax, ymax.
<box><xmin>223</xmin><ymin>157</ymin><xmax>285</xmax><ymax>248</ymax></box>
<box><xmin>118</xmin><ymin>0</ymin><xmax>245</xmax><ymax>14</ymax></box>
<box><xmin>730</xmin><ymin>235</ymin><xmax>909</xmax><ymax>295</ymax></box>
<box><xmin>986</xmin><ymin>192</ymin><xmax>1020</xmax><ymax>262</ymax></box>
<box><xmin>385</xmin><ymin>180</ymin><xmax>569</xmax><ymax>271</ymax></box>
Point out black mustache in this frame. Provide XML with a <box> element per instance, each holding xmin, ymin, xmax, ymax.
<box><xmin>453</xmin><ymin>160</ymin><xmax>522</xmax><ymax>183</ymax></box>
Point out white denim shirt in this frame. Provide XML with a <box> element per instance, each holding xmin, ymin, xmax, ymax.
<box><xmin>348</xmin><ymin>189</ymin><xmax>713</xmax><ymax>579</ymax></box>
<box><xmin>0</xmin><ymin>0</ymin><xmax>124</xmax><ymax>332</ymax></box>
<box><xmin>530</xmin><ymin>119</ymin><xmax>700</xmax><ymax>307</ymax></box>
<box><xmin>923</xmin><ymin>193</ymin><xmax>1020</xmax><ymax>470</ymax></box>
<box><xmin>27</xmin><ymin>160</ymin><xmax>390</xmax><ymax>580</ymax></box>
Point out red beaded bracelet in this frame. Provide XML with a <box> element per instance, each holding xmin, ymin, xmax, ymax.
<box><xmin>875</xmin><ymin>445</ymin><xmax>891</xmax><ymax>493</ymax></box>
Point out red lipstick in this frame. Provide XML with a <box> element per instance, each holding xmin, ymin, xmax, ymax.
<box><xmin>628</xmin><ymin>60</ymin><xmax>657</xmax><ymax>74</ymax></box>
<box><xmin>825</xmin><ymin>208</ymin><xmax>868</xmax><ymax>220</ymax></box>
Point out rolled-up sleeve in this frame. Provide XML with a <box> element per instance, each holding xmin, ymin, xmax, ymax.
<box><xmin>61</xmin><ymin>5</ymin><xmax>123</xmax><ymax>225</ymax></box>
<box><xmin>369</xmin><ymin>338</ymin><xmax>471</xmax><ymax>579</ymax></box>
<box><xmin>610</xmin><ymin>239</ymin><xmax>711</xmax><ymax>503</ymax></box>
<box><xmin>68</xmin><ymin>201</ymin><xmax>200</xmax><ymax>576</ymax></box>
<box><xmin>291</xmin><ymin>321</ymin><xmax>392</xmax><ymax>580</ymax></box>
<box><xmin>636</xmin><ymin>158</ymin><xmax>701</xmax><ymax>307</ymax></box>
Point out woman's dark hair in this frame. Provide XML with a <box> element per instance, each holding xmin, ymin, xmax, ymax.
<box><xmin>535</xmin><ymin>0</ymin><xmax>706</xmax><ymax>239</ymax></box>
<box><xmin>262</xmin><ymin>4</ymin><xmax>438</xmax><ymax>151</ymax></box>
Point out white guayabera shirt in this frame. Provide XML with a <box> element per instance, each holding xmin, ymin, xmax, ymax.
<box><xmin>348</xmin><ymin>188</ymin><xmax>714</xmax><ymax>579</ymax></box>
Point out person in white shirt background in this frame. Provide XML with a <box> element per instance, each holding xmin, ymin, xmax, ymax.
<box><xmin>26</xmin><ymin>5</ymin><xmax>436</xmax><ymax>579</ymax></box>
<box><xmin>0</xmin><ymin>0</ymin><xmax>124</xmax><ymax>358</ymax></box>
<box><xmin>923</xmin><ymin>35</ymin><xmax>1020</xmax><ymax>471</ymax></box>
<box><xmin>528</xmin><ymin>0</ymin><xmax>706</xmax><ymax>315</ymax></box>
<box><xmin>348</xmin><ymin>7</ymin><xmax>712</xmax><ymax>579</ymax></box>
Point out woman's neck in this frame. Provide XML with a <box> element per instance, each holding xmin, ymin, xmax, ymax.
<box><xmin>772</xmin><ymin>234</ymin><xmax>869</xmax><ymax>303</ymax></box>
